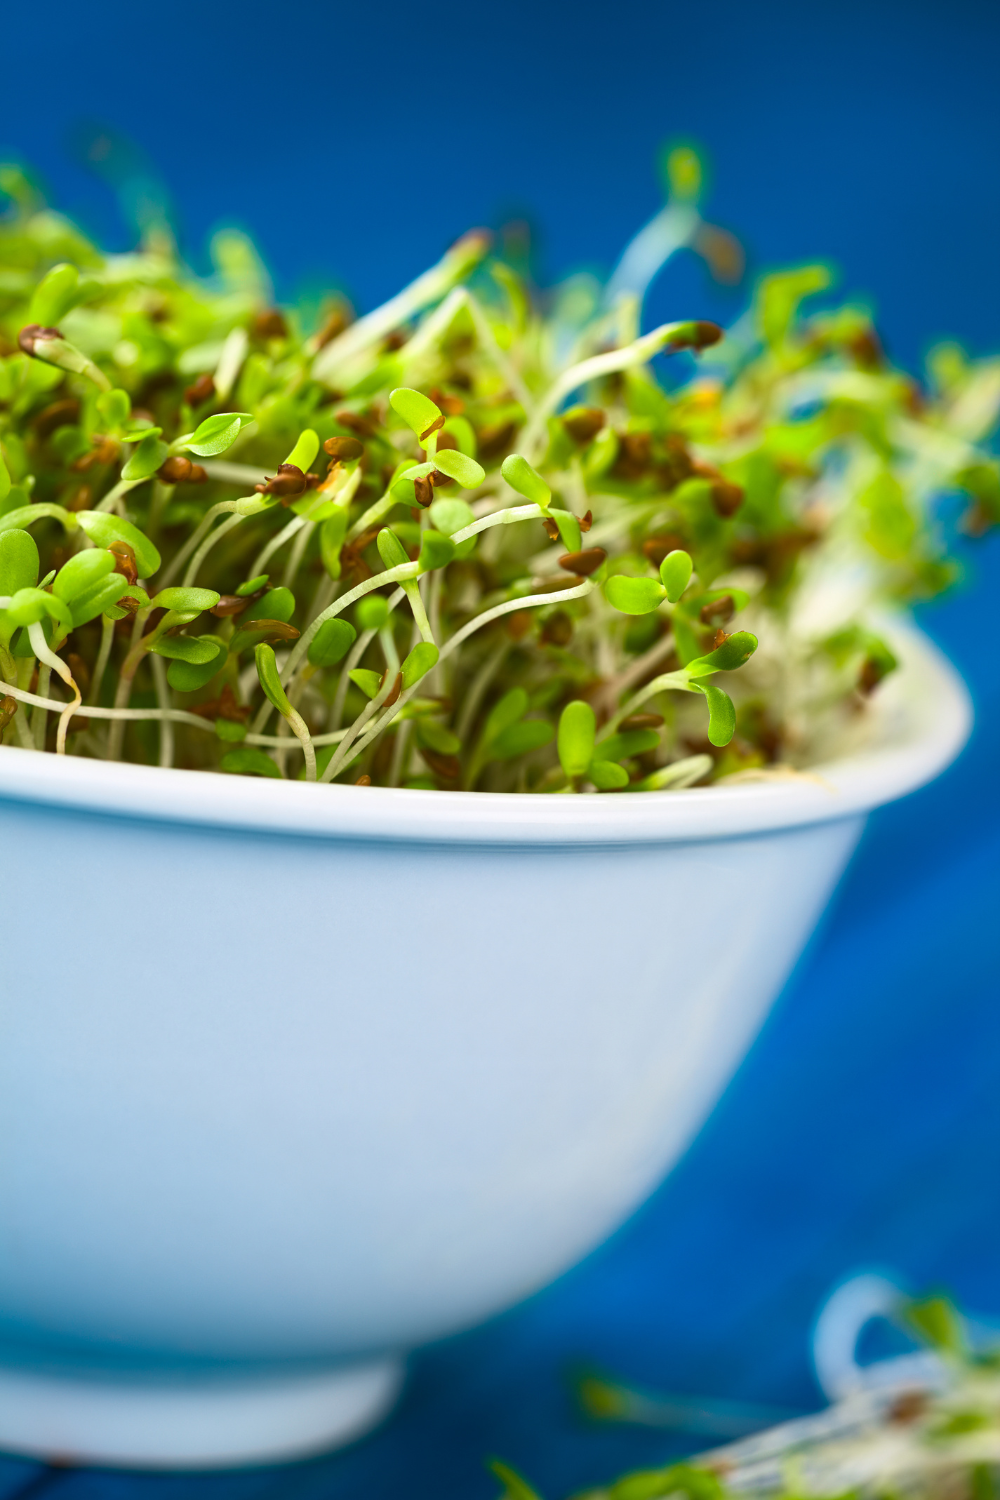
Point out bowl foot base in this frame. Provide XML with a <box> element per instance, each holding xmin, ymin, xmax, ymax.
<box><xmin>0</xmin><ymin>1355</ymin><xmax>404</xmax><ymax>1469</ymax></box>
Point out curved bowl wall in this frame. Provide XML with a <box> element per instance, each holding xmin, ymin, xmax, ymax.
<box><xmin>0</xmin><ymin>624</ymin><xmax>970</xmax><ymax>1464</ymax></box>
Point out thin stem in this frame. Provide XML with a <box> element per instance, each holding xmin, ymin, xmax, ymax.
<box><xmin>250</xmin><ymin>515</ymin><xmax>304</xmax><ymax>580</ymax></box>
<box><xmin>329</xmin><ymin>628</ymin><xmax>376</xmax><ymax>732</ymax></box>
<box><xmin>281</xmin><ymin>563</ymin><xmax>418</xmax><ymax>682</ymax></box>
<box><xmin>283</xmin><ymin>519</ymin><xmax>315</xmax><ymax>588</ymax></box>
<box><xmin>520</xmin><ymin>323</ymin><xmax>696</xmax><ymax>458</ymax></box>
<box><xmin>183</xmin><ymin>511</ymin><xmax>246</xmax><ymax>587</ymax></box>
<box><xmin>89</xmin><ymin>615</ymin><xmax>115</xmax><ymax>705</ymax></box>
<box><xmin>455</xmin><ymin>639</ymin><xmax>508</xmax><ymax>742</ymax></box>
<box><xmin>158</xmin><ymin>499</ymin><xmax>247</xmax><ymax>588</ymax></box>
<box><xmin>150</xmin><ymin>653</ymin><xmax>174</xmax><ymax>768</ymax></box>
<box><xmin>320</xmin><ymin>669</ymin><xmax>396</xmax><ymax>783</ymax></box>
<box><xmin>96</xmin><ymin>476</ymin><xmax>143</xmax><ymax>514</ymax></box>
<box><xmin>602</xmin><ymin>668</ymin><xmax>695</xmax><ymax>737</ymax></box>
<box><xmin>388</xmin><ymin>717</ymin><xmax>412</xmax><ymax>787</ymax></box>
<box><xmin>343</xmin><ymin>580</ymin><xmax>594</xmax><ymax>772</ymax></box>
<box><xmin>283</xmin><ymin>706</ymin><xmax>316</xmax><ymax>781</ymax></box>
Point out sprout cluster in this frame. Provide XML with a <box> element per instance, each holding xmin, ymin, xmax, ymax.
<box><xmin>0</xmin><ymin>156</ymin><xmax>996</xmax><ymax>791</ymax></box>
<box><xmin>494</xmin><ymin>1294</ymin><xmax>1000</xmax><ymax>1500</ymax></box>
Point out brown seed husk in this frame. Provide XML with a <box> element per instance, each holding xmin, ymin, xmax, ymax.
<box><xmin>557</xmin><ymin>547</ymin><xmax>607</xmax><ymax>577</ymax></box>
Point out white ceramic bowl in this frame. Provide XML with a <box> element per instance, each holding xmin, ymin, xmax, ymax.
<box><xmin>0</xmin><ymin>625</ymin><xmax>970</xmax><ymax>1468</ymax></box>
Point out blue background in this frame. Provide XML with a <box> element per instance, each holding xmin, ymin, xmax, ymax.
<box><xmin>2</xmin><ymin>1</ymin><xmax>999</xmax><ymax>1496</ymax></box>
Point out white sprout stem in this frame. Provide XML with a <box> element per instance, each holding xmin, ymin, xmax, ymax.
<box><xmin>347</xmin><ymin>484</ymin><xmax>397</xmax><ymax>541</ymax></box>
<box><xmin>146</xmin><ymin>479</ymin><xmax>172</xmax><ymax>539</ymax></box>
<box><xmin>88</xmin><ymin>615</ymin><xmax>115</xmax><ymax>705</ymax></box>
<box><xmin>313</xmin><ymin>247</ymin><xmax>472</xmax><ymax>381</ymax></box>
<box><xmin>604</xmin><ymin>202</ymin><xmax>701</xmax><ymax>308</ymax></box>
<box><xmin>400</xmin><ymin>287</ymin><xmax>535</xmax><ymax>413</ymax></box>
<box><xmin>388</xmin><ymin>717</ymin><xmax>412</xmax><ymax>787</ymax></box>
<box><xmin>320</xmin><ymin>668</ymin><xmax>397</xmax><ymax>784</ymax></box>
<box><xmin>250</xmin><ymin>515</ymin><xmax>305</xmax><ymax>579</ymax></box>
<box><xmin>27</xmin><ymin>622</ymin><xmax>79</xmax><ymax>756</ymax></box>
<box><xmin>150</xmin><ymin>653</ymin><xmax>174</xmax><ymax>768</ymax></box>
<box><xmin>521</xmin><ymin>324</ymin><xmax>693</xmax><ymax>458</ymax></box>
<box><xmin>283</xmin><ymin>519</ymin><xmax>315</xmax><ymax>588</ymax></box>
<box><xmin>182</xmin><ymin>511</ymin><xmax>246</xmax><ymax>587</ymax></box>
<box><xmin>283</xmin><ymin>706</ymin><xmax>316</xmax><ymax>781</ymax></box>
<box><xmin>448</xmin><ymin>503</ymin><xmax>546</xmax><ymax>547</ymax></box>
<box><xmin>4</xmin><ymin>656</ymin><xmax>37</xmax><ymax>749</ymax></box>
<box><xmin>455</xmin><ymin>639</ymin><xmax>508</xmax><ymax>742</ymax></box>
<box><xmin>0</xmin><ymin>675</ymin><xmax>355</xmax><ymax>748</ymax></box>
<box><xmin>604</xmin><ymin>668</ymin><xmax>697</xmax><ymax>736</ymax></box>
<box><xmin>159</xmin><ymin>499</ymin><xmax>248</xmax><ymax>588</ymax></box>
<box><xmin>213</xmin><ymin>326</ymin><xmax>249</xmax><ymax>399</ymax></box>
<box><xmin>0</xmin><ymin>681</ymin><xmax>355</xmax><ymax>750</ymax></box>
<box><xmin>199</xmin><ymin>459</ymin><xmax>265</xmax><ymax>487</ymax></box>
<box><xmin>96</xmin><ymin>476</ymin><xmax>144</xmax><ymax>514</ymax></box>
<box><xmin>329</xmin><ymin>628</ymin><xmax>377</xmax><ymax>732</ymax></box>
<box><xmin>401</xmin><ymin>580</ymin><xmax>434</xmax><ymax>642</ymax></box>
<box><xmin>281</xmin><ymin>563</ymin><xmax>418</xmax><ymax>682</ymax></box>
<box><xmin>320</xmin><ymin>621</ymin><xmax>401</xmax><ymax>781</ymax></box>
<box><xmin>340</xmin><ymin>581</ymin><xmax>594</xmax><ymax>776</ymax></box>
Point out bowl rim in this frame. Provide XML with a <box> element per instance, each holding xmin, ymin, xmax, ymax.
<box><xmin>0</xmin><ymin>620</ymin><xmax>971</xmax><ymax>847</ymax></box>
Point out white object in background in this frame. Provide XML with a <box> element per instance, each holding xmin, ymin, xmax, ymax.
<box><xmin>0</xmin><ymin>625</ymin><xmax>970</xmax><ymax>1468</ymax></box>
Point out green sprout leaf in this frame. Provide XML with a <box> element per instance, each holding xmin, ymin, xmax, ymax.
<box><xmin>240</xmin><ymin>587</ymin><xmax>296</xmax><ymax>626</ymax></box>
<box><xmin>489</xmin><ymin>1459</ymin><xmax>544</xmax><ymax>1500</ymax></box>
<box><xmin>149</xmin><ymin>634</ymin><xmax>223</xmax><ymax>664</ymax></box>
<box><xmin>401</xmin><ymin>640</ymin><xmax>440</xmax><ymax>687</ymax></box>
<box><xmin>167</xmin><ymin>638</ymin><xmax>227</xmax><ymax>691</ymax></box>
<box><xmin>377</xmin><ymin>527</ymin><xmax>410</xmax><ymax>569</ymax></box>
<box><xmin>229</xmin><ymin>618</ymin><xmax>299</xmax><ymax>656</ymax></box>
<box><xmin>320</xmin><ymin>509</ymin><xmax>349</xmax><ymax>579</ymax></box>
<box><xmin>418</xmin><ymin>529</ymin><xmax>456</xmax><ymax>573</ymax></box>
<box><xmin>659</xmin><ymin>549</ymin><xmax>693</xmax><ymax>602</ymax></box>
<box><xmin>432</xmin><ymin>449</ymin><xmax>486</xmax><ymax>489</ymax></box>
<box><xmin>550</xmin><ymin>510</ymin><xmax>582</xmax><ymax>554</ymax></box>
<box><xmin>501</xmin><ymin>453</ymin><xmax>551</xmax><ymax>507</ymax></box>
<box><xmin>904</xmin><ymin>1295</ymin><xmax>966</xmax><ymax>1358</ymax></box>
<box><xmin>0</xmin><ymin>528</ymin><xmax>39</xmax><ymax>595</ymax></box>
<box><xmin>122</xmin><ymin>430</ymin><xmax>169</xmax><ymax>482</ymax></box>
<box><xmin>693</xmin><ymin>681</ymin><xmax>737</xmax><ymax>746</ymax></box>
<box><xmin>104</xmin><ymin>584</ymin><xmax>149</xmax><ymax>621</ymax></box>
<box><xmin>221</xmin><ymin>747</ymin><xmax>281</xmax><ymax>778</ymax></box>
<box><xmin>558</xmin><ymin>699</ymin><xmax>596</xmax><ymax>779</ymax></box>
<box><xmin>605</xmin><ymin>575</ymin><xmax>667</xmax><ymax>615</ymax></box>
<box><xmin>492</xmin><ymin>719</ymin><xmax>553</xmax><ymax>759</ymax></box>
<box><xmin>589</xmin><ymin>758</ymin><xmax>630</xmax><ymax>790</ymax></box>
<box><xmin>598</xmin><ymin>728</ymin><xmax>660</xmax><ymax>762</ymax></box>
<box><xmin>686</xmin><ymin>631</ymin><xmax>758</xmax><ymax>676</ymax></box>
<box><xmin>181</xmin><ymin>411</ymin><xmax>254</xmax><ymax>458</ymax></box>
<box><xmin>236</xmin><ymin>573</ymin><xmax>269</xmax><ymax>597</ymax></box>
<box><xmin>281</xmin><ymin>428</ymin><xmax>319</xmax><ymax>474</ymax></box>
<box><xmin>70</xmin><ymin>575</ymin><xmax>129</xmax><ymax>628</ymax></box>
<box><xmin>429</xmin><ymin>497</ymin><xmax>475</xmax><ymax>536</ymax></box>
<box><xmin>77</xmin><ymin>512</ymin><xmax>161</xmax><ymax>578</ymax></box>
<box><xmin>389</xmin><ymin>387</ymin><xmax>443</xmax><ymax>440</ymax></box>
<box><xmin>51</xmin><ymin>547</ymin><xmax>115</xmax><ymax>602</ymax></box>
<box><xmin>254</xmin><ymin>642</ymin><xmax>292</xmax><ymax>714</ymax></box>
<box><xmin>149</xmin><ymin>587</ymin><xmax>221</xmax><ymax>614</ymax></box>
<box><xmin>5</xmin><ymin>586</ymin><xmax>73</xmax><ymax>635</ymax></box>
<box><xmin>485</xmin><ymin>687</ymin><xmax>528</xmax><ymax>743</ymax></box>
<box><xmin>308</xmin><ymin>618</ymin><xmax>357</xmax><ymax>668</ymax></box>
<box><xmin>357</xmin><ymin>594</ymin><xmax>390</xmax><ymax>631</ymax></box>
<box><xmin>349</xmin><ymin>668</ymin><xmax>382</xmax><ymax>699</ymax></box>
<box><xmin>28</xmin><ymin>262</ymin><xmax>81</xmax><ymax>327</ymax></box>
<box><xmin>96</xmin><ymin>388</ymin><xmax>130</xmax><ymax>432</ymax></box>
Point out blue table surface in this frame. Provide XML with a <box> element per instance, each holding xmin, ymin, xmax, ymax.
<box><xmin>3</xmin><ymin>1</ymin><xmax>1000</xmax><ymax>1495</ymax></box>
